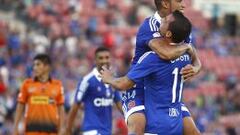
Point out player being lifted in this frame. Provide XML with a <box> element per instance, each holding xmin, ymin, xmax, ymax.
<box><xmin>100</xmin><ymin>10</ymin><xmax>200</xmax><ymax>135</ymax></box>
<box><xmin>64</xmin><ymin>47</ymin><xmax>122</xmax><ymax>135</ymax></box>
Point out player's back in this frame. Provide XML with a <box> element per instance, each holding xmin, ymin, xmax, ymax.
<box><xmin>144</xmin><ymin>53</ymin><xmax>191</xmax><ymax>106</ymax></box>
<box><xmin>137</xmin><ymin>51</ymin><xmax>191</xmax><ymax>134</ymax></box>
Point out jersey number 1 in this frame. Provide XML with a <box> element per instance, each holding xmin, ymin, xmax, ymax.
<box><xmin>172</xmin><ymin>68</ymin><xmax>183</xmax><ymax>103</ymax></box>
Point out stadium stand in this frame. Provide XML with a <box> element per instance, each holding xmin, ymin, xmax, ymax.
<box><xmin>0</xmin><ymin>0</ymin><xmax>239</xmax><ymax>134</ymax></box>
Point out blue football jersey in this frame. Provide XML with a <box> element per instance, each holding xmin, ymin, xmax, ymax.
<box><xmin>74</xmin><ymin>68</ymin><xmax>121</xmax><ymax>135</ymax></box>
<box><xmin>127</xmin><ymin>51</ymin><xmax>191</xmax><ymax>134</ymax></box>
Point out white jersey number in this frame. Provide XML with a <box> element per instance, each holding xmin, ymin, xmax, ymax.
<box><xmin>171</xmin><ymin>68</ymin><xmax>184</xmax><ymax>103</ymax></box>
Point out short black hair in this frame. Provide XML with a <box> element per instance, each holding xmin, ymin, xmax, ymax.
<box><xmin>95</xmin><ymin>47</ymin><xmax>110</xmax><ymax>56</ymax></box>
<box><xmin>154</xmin><ymin>0</ymin><xmax>162</xmax><ymax>10</ymax></box>
<box><xmin>33</xmin><ymin>54</ymin><xmax>51</xmax><ymax>65</ymax></box>
<box><xmin>168</xmin><ymin>10</ymin><xmax>192</xmax><ymax>43</ymax></box>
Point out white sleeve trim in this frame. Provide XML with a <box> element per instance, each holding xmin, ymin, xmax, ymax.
<box><xmin>75</xmin><ymin>72</ymin><xmax>94</xmax><ymax>102</ymax></box>
<box><xmin>124</xmin><ymin>105</ymin><xmax>145</xmax><ymax>124</ymax></box>
<box><xmin>137</xmin><ymin>51</ymin><xmax>155</xmax><ymax>64</ymax></box>
<box><xmin>149</xmin><ymin>17</ymin><xmax>158</xmax><ymax>32</ymax></box>
<box><xmin>83</xmin><ymin>130</ymin><xmax>98</xmax><ymax>135</ymax></box>
<box><xmin>181</xmin><ymin>105</ymin><xmax>190</xmax><ymax>112</ymax></box>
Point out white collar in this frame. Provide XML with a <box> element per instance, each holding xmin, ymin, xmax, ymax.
<box><xmin>92</xmin><ymin>67</ymin><xmax>110</xmax><ymax>88</ymax></box>
<box><xmin>154</xmin><ymin>12</ymin><xmax>161</xmax><ymax>23</ymax></box>
<box><xmin>92</xmin><ymin>68</ymin><xmax>101</xmax><ymax>82</ymax></box>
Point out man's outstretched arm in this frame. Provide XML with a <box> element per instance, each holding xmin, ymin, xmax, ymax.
<box><xmin>100</xmin><ymin>67</ymin><xmax>135</xmax><ymax>91</ymax></box>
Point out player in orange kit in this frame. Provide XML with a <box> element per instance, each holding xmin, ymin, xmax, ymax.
<box><xmin>13</xmin><ymin>54</ymin><xmax>65</xmax><ymax>135</ymax></box>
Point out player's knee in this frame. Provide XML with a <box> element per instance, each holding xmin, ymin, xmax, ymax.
<box><xmin>127</xmin><ymin>120</ymin><xmax>144</xmax><ymax>135</ymax></box>
<box><xmin>127</xmin><ymin>113</ymin><xmax>146</xmax><ymax>135</ymax></box>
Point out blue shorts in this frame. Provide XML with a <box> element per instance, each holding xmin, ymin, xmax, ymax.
<box><xmin>145</xmin><ymin>104</ymin><xmax>183</xmax><ymax>135</ymax></box>
<box><xmin>143</xmin><ymin>104</ymin><xmax>190</xmax><ymax>135</ymax></box>
<box><xmin>122</xmin><ymin>84</ymin><xmax>145</xmax><ymax>122</ymax></box>
<box><xmin>122</xmin><ymin>84</ymin><xmax>191</xmax><ymax>123</ymax></box>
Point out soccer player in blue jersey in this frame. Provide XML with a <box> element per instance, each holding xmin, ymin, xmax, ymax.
<box><xmin>100</xmin><ymin>11</ymin><xmax>199</xmax><ymax>134</ymax></box>
<box><xmin>117</xmin><ymin>0</ymin><xmax>201</xmax><ymax>135</ymax></box>
<box><xmin>64</xmin><ymin>47</ymin><xmax>123</xmax><ymax>135</ymax></box>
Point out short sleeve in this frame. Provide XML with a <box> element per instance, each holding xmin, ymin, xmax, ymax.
<box><xmin>74</xmin><ymin>78</ymin><xmax>89</xmax><ymax>104</ymax></box>
<box><xmin>138</xmin><ymin>18</ymin><xmax>162</xmax><ymax>47</ymax></box>
<box><xmin>127</xmin><ymin>52</ymin><xmax>161</xmax><ymax>83</ymax></box>
<box><xmin>17</xmin><ymin>80</ymin><xmax>28</xmax><ymax>103</ymax></box>
<box><xmin>56</xmin><ymin>83</ymin><xmax>65</xmax><ymax>105</ymax></box>
<box><xmin>113</xmin><ymin>91</ymin><xmax>121</xmax><ymax>103</ymax></box>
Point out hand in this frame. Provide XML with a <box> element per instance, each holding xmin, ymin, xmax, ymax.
<box><xmin>99</xmin><ymin>66</ymin><xmax>114</xmax><ymax>84</ymax></box>
<box><xmin>180</xmin><ymin>64</ymin><xmax>200</xmax><ymax>81</ymax></box>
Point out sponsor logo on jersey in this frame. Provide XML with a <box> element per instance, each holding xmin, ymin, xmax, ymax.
<box><xmin>169</xmin><ymin>108</ymin><xmax>180</xmax><ymax>117</ymax></box>
<box><xmin>93</xmin><ymin>98</ymin><xmax>113</xmax><ymax>107</ymax></box>
<box><xmin>31</xmin><ymin>96</ymin><xmax>49</xmax><ymax>104</ymax></box>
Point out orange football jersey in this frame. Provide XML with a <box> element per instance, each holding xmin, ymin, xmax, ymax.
<box><xmin>18</xmin><ymin>78</ymin><xmax>64</xmax><ymax>134</ymax></box>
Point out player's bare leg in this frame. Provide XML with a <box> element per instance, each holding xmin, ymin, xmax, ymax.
<box><xmin>127</xmin><ymin>112</ymin><xmax>146</xmax><ymax>135</ymax></box>
<box><xmin>183</xmin><ymin>116</ymin><xmax>201</xmax><ymax>135</ymax></box>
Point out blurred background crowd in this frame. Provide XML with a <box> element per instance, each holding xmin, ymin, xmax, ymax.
<box><xmin>0</xmin><ymin>0</ymin><xmax>240</xmax><ymax>134</ymax></box>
